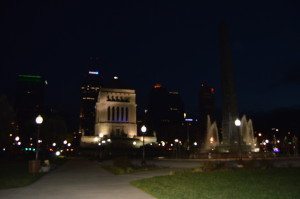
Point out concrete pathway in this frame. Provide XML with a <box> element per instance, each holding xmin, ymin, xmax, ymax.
<box><xmin>3</xmin><ymin>157</ymin><xmax>298</xmax><ymax>199</ymax></box>
<box><xmin>0</xmin><ymin>158</ymin><xmax>173</xmax><ymax>199</ymax></box>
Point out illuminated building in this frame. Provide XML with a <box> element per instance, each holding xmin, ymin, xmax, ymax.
<box><xmin>94</xmin><ymin>88</ymin><xmax>137</xmax><ymax>138</ymax></box>
<box><xmin>80</xmin><ymin>77</ymin><xmax>137</xmax><ymax>146</ymax></box>
<box><xmin>16</xmin><ymin>74</ymin><xmax>45</xmax><ymax>139</ymax></box>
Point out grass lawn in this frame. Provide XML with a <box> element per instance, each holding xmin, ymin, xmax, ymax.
<box><xmin>0</xmin><ymin>157</ymin><xmax>67</xmax><ymax>189</ymax></box>
<box><xmin>132</xmin><ymin>168</ymin><xmax>300</xmax><ymax>199</ymax></box>
<box><xmin>0</xmin><ymin>160</ymin><xmax>43</xmax><ymax>189</ymax></box>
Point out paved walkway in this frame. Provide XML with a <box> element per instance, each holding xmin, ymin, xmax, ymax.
<box><xmin>0</xmin><ymin>158</ymin><xmax>173</xmax><ymax>199</ymax></box>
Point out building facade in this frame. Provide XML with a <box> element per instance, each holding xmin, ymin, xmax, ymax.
<box><xmin>81</xmin><ymin>86</ymin><xmax>137</xmax><ymax>146</ymax></box>
<box><xmin>95</xmin><ymin>88</ymin><xmax>137</xmax><ymax>138</ymax></box>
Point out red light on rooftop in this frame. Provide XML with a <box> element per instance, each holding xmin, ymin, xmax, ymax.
<box><xmin>154</xmin><ymin>83</ymin><xmax>162</xmax><ymax>89</ymax></box>
<box><xmin>211</xmin><ymin>88</ymin><xmax>215</xmax><ymax>93</ymax></box>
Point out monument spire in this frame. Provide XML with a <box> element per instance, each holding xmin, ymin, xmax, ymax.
<box><xmin>219</xmin><ymin>22</ymin><xmax>239</xmax><ymax>149</ymax></box>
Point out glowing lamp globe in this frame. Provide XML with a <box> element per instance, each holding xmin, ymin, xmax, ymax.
<box><xmin>15</xmin><ymin>136</ymin><xmax>20</xmax><ymax>141</ymax></box>
<box><xmin>35</xmin><ymin>115</ymin><xmax>43</xmax><ymax>124</ymax></box>
<box><xmin>141</xmin><ymin>125</ymin><xmax>147</xmax><ymax>133</ymax></box>
<box><xmin>234</xmin><ymin>119</ymin><xmax>241</xmax><ymax>126</ymax></box>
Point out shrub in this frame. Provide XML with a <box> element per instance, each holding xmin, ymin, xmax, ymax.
<box><xmin>113</xmin><ymin>156</ymin><xmax>132</xmax><ymax>168</ymax></box>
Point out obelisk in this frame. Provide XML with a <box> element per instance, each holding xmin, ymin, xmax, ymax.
<box><xmin>219</xmin><ymin>22</ymin><xmax>239</xmax><ymax>150</ymax></box>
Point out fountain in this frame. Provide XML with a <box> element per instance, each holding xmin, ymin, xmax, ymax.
<box><xmin>200</xmin><ymin>23</ymin><xmax>259</xmax><ymax>155</ymax></box>
<box><xmin>202</xmin><ymin>114</ymin><xmax>258</xmax><ymax>153</ymax></box>
<box><xmin>202</xmin><ymin>115</ymin><xmax>219</xmax><ymax>151</ymax></box>
<box><xmin>240</xmin><ymin>115</ymin><xmax>258</xmax><ymax>152</ymax></box>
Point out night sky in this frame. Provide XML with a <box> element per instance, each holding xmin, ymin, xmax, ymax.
<box><xmin>1</xmin><ymin>1</ymin><xmax>300</xmax><ymax>118</ymax></box>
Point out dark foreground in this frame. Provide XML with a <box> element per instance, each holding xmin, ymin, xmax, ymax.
<box><xmin>0</xmin><ymin>160</ymin><xmax>43</xmax><ymax>189</ymax></box>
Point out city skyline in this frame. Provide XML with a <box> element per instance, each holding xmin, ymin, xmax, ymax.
<box><xmin>1</xmin><ymin>1</ymin><xmax>300</xmax><ymax>117</ymax></box>
<box><xmin>1</xmin><ymin>2</ymin><xmax>300</xmax><ymax>197</ymax></box>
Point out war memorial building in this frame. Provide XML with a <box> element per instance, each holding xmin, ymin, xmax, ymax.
<box><xmin>81</xmin><ymin>86</ymin><xmax>138</xmax><ymax>146</ymax></box>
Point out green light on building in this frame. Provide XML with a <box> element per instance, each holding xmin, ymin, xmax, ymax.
<box><xmin>18</xmin><ymin>75</ymin><xmax>42</xmax><ymax>83</ymax></box>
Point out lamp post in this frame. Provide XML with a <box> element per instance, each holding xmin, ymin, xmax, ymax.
<box><xmin>35</xmin><ymin>115</ymin><xmax>43</xmax><ymax>160</ymax></box>
<box><xmin>175</xmin><ymin>139</ymin><xmax>179</xmax><ymax>158</ymax></box>
<box><xmin>185</xmin><ymin>118</ymin><xmax>193</xmax><ymax>151</ymax></box>
<box><xmin>234</xmin><ymin>118</ymin><xmax>242</xmax><ymax>161</ymax></box>
<box><xmin>141</xmin><ymin>125</ymin><xmax>147</xmax><ymax>165</ymax></box>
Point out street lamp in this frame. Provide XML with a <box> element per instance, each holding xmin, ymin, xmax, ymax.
<box><xmin>35</xmin><ymin>115</ymin><xmax>43</xmax><ymax>160</ymax></box>
<box><xmin>174</xmin><ymin>139</ymin><xmax>179</xmax><ymax>158</ymax></box>
<box><xmin>234</xmin><ymin>118</ymin><xmax>242</xmax><ymax>161</ymax></box>
<box><xmin>141</xmin><ymin>125</ymin><xmax>147</xmax><ymax>165</ymax></box>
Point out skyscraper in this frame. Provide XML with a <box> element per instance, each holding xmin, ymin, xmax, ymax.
<box><xmin>147</xmin><ymin>83</ymin><xmax>184</xmax><ymax>141</ymax></box>
<box><xmin>199</xmin><ymin>83</ymin><xmax>215</xmax><ymax>141</ymax></box>
<box><xmin>79</xmin><ymin>59</ymin><xmax>101</xmax><ymax>136</ymax></box>
<box><xmin>168</xmin><ymin>91</ymin><xmax>185</xmax><ymax>123</ymax></box>
<box><xmin>16</xmin><ymin>74</ymin><xmax>45</xmax><ymax>139</ymax></box>
<box><xmin>147</xmin><ymin>83</ymin><xmax>169</xmax><ymax>131</ymax></box>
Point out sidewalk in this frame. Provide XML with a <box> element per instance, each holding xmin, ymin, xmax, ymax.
<box><xmin>0</xmin><ymin>158</ymin><xmax>171</xmax><ymax>199</ymax></box>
